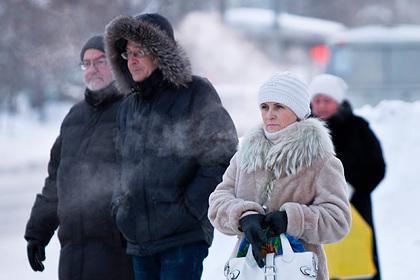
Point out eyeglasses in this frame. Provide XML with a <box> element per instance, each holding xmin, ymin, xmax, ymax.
<box><xmin>121</xmin><ymin>50</ymin><xmax>148</xmax><ymax>60</ymax></box>
<box><xmin>80</xmin><ymin>58</ymin><xmax>107</xmax><ymax>71</ymax></box>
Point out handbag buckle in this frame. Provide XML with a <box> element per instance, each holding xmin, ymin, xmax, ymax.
<box><xmin>264</xmin><ymin>264</ymin><xmax>276</xmax><ymax>280</ymax></box>
<box><xmin>224</xmin><ymin>263</ymin><xmax>229</xmax><ymax>277</ymax></box>
<box><xmin>225</xmin><ymin>262</ymin><xmax>241</xmax><ymax>280</ymax></box>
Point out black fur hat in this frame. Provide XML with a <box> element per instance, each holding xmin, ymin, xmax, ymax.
<box><xmin>80</xmin><ymin>35</ymin><xmax>105</xmax><ymax>61</ymax></box>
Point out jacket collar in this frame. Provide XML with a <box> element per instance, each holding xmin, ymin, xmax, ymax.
<box><xmin>238</xmin><ymin>118</ymin><xmax>335</xmax><ymax>178</ymax></box>
<box><xmin>84</xmin><ymin>82</ymin><xmax>122</xmax><ymax>107</ymax></box>
<box><xmin>130</xmin><ymin>69</ymin><xmax>171</xmax><ymax>100</ymax></box>
<box><xmin>328</xmin><ymin>100</ymin><xmax>354</xmax><ymax>125</ymax></box>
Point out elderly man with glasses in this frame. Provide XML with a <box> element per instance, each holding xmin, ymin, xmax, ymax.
<box><xmin>24</xmin><ymin>35</ymin><xmax>133</xmax><ymax>280</ymax></box>
<box><xmin>105</xmin><ymin>13</ymin><xmax>238</xmax><ymax>280</ymax></box>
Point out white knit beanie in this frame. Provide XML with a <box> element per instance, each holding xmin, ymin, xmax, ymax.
<box><xmin>308</xmin><ymin>74</ymin><xmax>348</xmax><ymax>103</ymax></box>
<box><xmin>258</xmin><ymin>72</ymin><xmax>311</xmax><ymax>120</ymax></box>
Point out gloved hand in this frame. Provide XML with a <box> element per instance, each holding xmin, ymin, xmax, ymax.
<box><xmin>27</xmin><ymin>239</ymin><xmax>46</xmax><ymax>272</ymax></box>
<box><xmin>239</xmin><ymin>214</ymin><xmax>267</xmax><ymax>268</ymax></box>
<box><xmin>265</xmin><ymin>211</ymin><xmax>288</xmax><ymax>235</ymax></box>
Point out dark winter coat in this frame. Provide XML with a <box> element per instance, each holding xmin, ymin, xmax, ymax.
<box><xmin>105</xmin><ymin>15</ymin><xmax>238</xmax><ymax>256</ymax></box>
<box><xmin>25</xmin><ymin>83</ymin><xmax>133</xmax><ymax>280</ymax></box>
<box><xmin>326</xmin><ymin>101</ymin><xmax>385</xmax><ymax>226</ymax></box>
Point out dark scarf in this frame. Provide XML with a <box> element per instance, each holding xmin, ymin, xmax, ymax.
<box><xmin>327</xmin><ymin>100</ymin><xmax>353</xmax><ymax>125</ymax></box>
<box><xmin>84</xmin><ymin>82</ymin><xmax>122</xmax><ymax>107</ymax></box>
<box><xmin>130</xmin><ymin>69</ymin><xmax>169</xmax><ymax>100</ymax></box>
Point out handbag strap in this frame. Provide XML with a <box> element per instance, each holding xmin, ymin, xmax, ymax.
<box><xmin>279</xmin><ymin>233</ymin><xmax>295</xmax><ymax>263</ymax></box>
<box><xmin>245</xmin><ymin>234</ymin><xmax>296</xmax><ymax>265</ymax></box>
<box><xmin>265</xmin><ymin>253</ymin><xmax>276</xmax><ymax>280</ymax></box>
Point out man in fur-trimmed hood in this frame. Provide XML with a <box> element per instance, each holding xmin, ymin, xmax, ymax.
<box><xmin>106</xmin><ymin>13</ymin><xmax>191</xmax><ymax>94</ymax></box>
<box><xmin>104</xmin><ymin>13</ymin><xmax>238</xmax><ymax>279</ymax></box>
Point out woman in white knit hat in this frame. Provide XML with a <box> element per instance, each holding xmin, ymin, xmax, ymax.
<box><xmin>309</xmin><ymin>74</ymin><xmax>386</xmax><ymax>280</ymax></box>
<box><xmin>208</xmin><ymin>72</ymin><xmax>351</xmax><ymax>280</ymax></box>
<box><xmin>308</xmin><ymin>74</ymin><xmax>347</xmax><ymax>120</ymax></box>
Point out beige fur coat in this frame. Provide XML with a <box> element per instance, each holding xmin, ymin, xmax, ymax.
<box><xmin>208</xmin><ymin>118</ymin><xmax>351</xmax><ymax>280</ymax></box>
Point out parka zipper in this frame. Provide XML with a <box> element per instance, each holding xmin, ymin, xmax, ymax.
<box><xmin>140</xmin><ymin>100</ymin><xmax>153</xmax><ymax>242</ymax></box>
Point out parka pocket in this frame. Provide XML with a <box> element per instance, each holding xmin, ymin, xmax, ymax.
<box><xmin>115</xmin><ymin>196</ymin><xmax>137</xmax><ymax>244</ymax></box>
<box><xmin>150</xmin><ymin>194</ymin><xmax>198</xmax><ymax>238</ymax></box>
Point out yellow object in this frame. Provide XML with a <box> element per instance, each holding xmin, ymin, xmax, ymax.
<box><xmin>324</xmin><ymin>204</ymin><xmax>376</xmax><ymax>279</ymax></box>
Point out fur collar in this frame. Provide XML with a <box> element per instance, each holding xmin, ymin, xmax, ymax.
<box><xmin>239</xmin><ymin>118</ymin><xmax>335</xmax><ymax>178</ymax></box>
<box><xmin>105</xmin><ymin>16</ymin><xmax>192</xmax><ymax>95</ymax></box>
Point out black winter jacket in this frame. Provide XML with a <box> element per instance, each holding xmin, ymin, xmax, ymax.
<box><xmin>105</xmin><ymin>15</ymin><xmax>238</xmax><ymax>256</ymax></box>
<box><xmin>25</xmin><ymin>83</ymin><xmax>133</xmax><ymax>280</ymax></box>
<box><xmin>326</xmin><ymin>101</ymin><xmax>386</xmax><ymax>225</ymax></box>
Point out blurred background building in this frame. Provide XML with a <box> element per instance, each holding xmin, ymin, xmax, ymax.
<box><xmin>1</xmin><ymin>0</ymin><xmax>420</xmax><ymax>117</ymax></box>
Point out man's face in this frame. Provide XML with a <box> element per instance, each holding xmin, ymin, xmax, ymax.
<box><xmin>311</xmin><ymin>94</ymin><xmax>340</xmax><ymax>120</ymax></box>
<box><xmin>82</xmin><ymin>49</ymin><xmax>113</xmax><ymax>91</ymax></box>
<box><xmin>125</xmin><ymin>40</ymin><xmax>157</xmax><ymax>82</ymax></box>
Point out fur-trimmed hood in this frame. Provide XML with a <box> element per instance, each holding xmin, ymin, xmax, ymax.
<box><xmin>239</xmin><ymin>118</ymin><xmax>335</xmax><ymax>178</ymax></box>
<box><xmin>105</xmin><ymin>15</ymin><xmax>192</xmax><ymax>94</ymax></box>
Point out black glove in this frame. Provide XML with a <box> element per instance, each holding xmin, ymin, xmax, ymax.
<box><xmin>265</xmin><ymin>211</ymin><xmax>288</xmax><ymax>235</ymax></box>
<box><xmin>27</xmin><ymin>239</ymin><xmax>46</xmax><ymax>272</ymax></box>
<box><xmin>239</xmin><ymin>214</ymin><xmax>267</xmax><ymax>268</ymax></box>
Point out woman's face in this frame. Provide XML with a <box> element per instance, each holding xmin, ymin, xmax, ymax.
<box><xmin>260</xmin><ymin>102</ymin><xmax>298</xmax><ymax>132</ymax></box>
<box><xmin>310</xmin><ymin>94</ymin><xmax>340</xmax><ymax>120</ymax></box>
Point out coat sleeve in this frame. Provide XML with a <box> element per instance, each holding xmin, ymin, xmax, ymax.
<box><xmin>281</xmin><ymin>156</ymin><xmax>351</xmax><ymax>244</ymax></box>
<box><xmin>208</xmin><ymin>153</ymin><xmax>265</xmax><ymax>236</ymax></box>
<box><xmin>347</xmin><ymin>119</ymin><xmax>386</xmax><ymax>195</ymax></box>
<box><xmin>183</xmin><ymin>77</ymin><xmax>239</xmax><ymax>222</ymax></box>
<box><xmin>24</xmin><ymin>135</ymin><xmax>61</xmax><ymax>244</ymax></box>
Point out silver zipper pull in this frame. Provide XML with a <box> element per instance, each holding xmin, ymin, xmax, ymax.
<box><xmin>262</xmin><ymin>204</ymin><xmax>268</xmax><ymax>214</ymax></box>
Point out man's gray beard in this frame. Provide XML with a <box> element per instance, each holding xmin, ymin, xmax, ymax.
<box><xmin>86</xmin><ymin>78</ymin><xmax>106</xmax><ymax>91</ymax></box>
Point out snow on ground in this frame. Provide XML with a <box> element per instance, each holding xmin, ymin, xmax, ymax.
<box><xmin>0</xmin><ymin>101</ymin><xmax>69</xmax><ymax>279</ymax></box>
<box><xmin>1</xmin><ymin>98</ymin><xmax>420</xmax><ymax>280</ymax></box>
<box><xmin>355</xmin><ymin>101</ymin><xmax>420</xmax><ymax>279</ymax></box>
<box><xmin>0</xmin><ymin>100</ymin><xmax>72</xmax><ymax>171</ymax></box>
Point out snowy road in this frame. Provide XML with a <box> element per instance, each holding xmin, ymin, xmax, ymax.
<box><xmin>0</xmin><ymin>165</ymin><xmax>60</xmax><ymax>279</ymax></box>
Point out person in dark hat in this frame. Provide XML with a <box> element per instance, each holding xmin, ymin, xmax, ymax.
<box><xmin>24</xmin><ymin>34</ymin><xmax>134</xmax><ymax>280</ymax></box>
<box><xmin>105</xmin><ymin>13</ymin><xmax>238</xmax><ymax>279</ymax></box>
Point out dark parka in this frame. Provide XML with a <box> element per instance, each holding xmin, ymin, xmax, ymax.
<box><xmin>105</xmin><ymin>15</ymin><xmax>238</xmax><ymax>256</ymax></box>
<box><xmin>326</xmin><ymin>101</ymin><xmax>385</xmax><ymax>224</ymax></box>
<box><xmin>25</xmin><ymin>84</ymin><xmax>133</xmax><ymax>280</ymax></box>
<box><xmin>325</xmin><ymin>100</ymin><xmax>385</xmax><ymax>279</ymax></box>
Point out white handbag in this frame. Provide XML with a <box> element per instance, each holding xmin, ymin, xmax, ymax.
<box><xmin>224</xmin><ymin>234</ymin><xmax>318</xmax><ymax>280</ymax></box>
